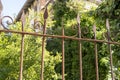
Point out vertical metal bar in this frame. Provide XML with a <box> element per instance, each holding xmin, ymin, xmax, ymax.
<box><xmin>40</xmin><ymin>30</ymin><xmax>45</xmax><ymax>80</ymax></box>
<box><xmin>93</xmin><ymin>24</ymin><xmax>99</xmax><ymax>80</ymax></box>
<box><xmin>19</xmin><ymin>11</ymin><xmax>25</xmax><ymax>80</ymax></box>
<box><xmin>19</xmin><ymin>33</ymin><xmax>24</xmax><ymax>80</ymax></box>
<box><xmin>62</xmin><ymin>19</ymin><xmax>65</xmax><ymax>80</ymax></box>
<box><xmin>77</xmin><ymin>13</ymin><xmax>82</xmax><ymax>80</ymax></box>
<box><xmin>106</xmin><ymin>19</ymin><xmax>114</xmax><ymax>80</ymax></box>
<box><xmin>40</xmin><ymin>8</ymin><xmax>48</xmax><ymax>80</ymax></box>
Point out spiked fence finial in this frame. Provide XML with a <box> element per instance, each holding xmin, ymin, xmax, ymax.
<box><xmin>44</xmin><ymin>8</ymin><xmax>48</xmax><ymax>19</ymax></box>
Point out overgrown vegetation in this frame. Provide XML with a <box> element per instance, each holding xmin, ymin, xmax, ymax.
<box><xmin>0</xmin><ymin>0</ymin><xmax>120</xmax><ymax>80</ymax></box>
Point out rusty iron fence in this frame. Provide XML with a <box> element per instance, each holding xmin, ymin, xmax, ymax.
<box><xmin>0</xmin><ymin>1</ymin><xmax>120</xmax><ymax>80</ymax></box>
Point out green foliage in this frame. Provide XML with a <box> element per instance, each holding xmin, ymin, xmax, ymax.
<box><xmin>0</xmin><ymin>0</ymin><xmax>120</xmax><ymax>80</ymax></box>
<box><xmin>95</xmin><ymin>0</ymin><xmax>120</xmax><ymax>19</ymax></box>
<box><xmin>0</xmin><ymin>9</ymin><xmax>61</xmax><ymax>80</ymax></box>
<box><xmin>0</xmin><ymin>33</ymin><xmax>61</xmax><ymax>80</ymax></box>
<box><xmin>95</xmin><ymin>1</ymin><xmax>120</xmax><ymax>79</ymax></box>
<box><xmin>46</xmin><ymin>0</ymin><xmax>120</xmax><ymax>80</ymax></box>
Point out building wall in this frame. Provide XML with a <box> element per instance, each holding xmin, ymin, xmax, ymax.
<box><xmin>21</xmin><ymin>0</ymin><xmax>49</xmax><ymax>32</ymax></box>
<box><xmin>16</xmin><ymin>0</ymin><xmax>50</xmax><ymax>21</ymax></box>
<box><xmin>28</xmin><ymin>0</ymin><xmax>47</xmax><ymax>15</ymax></box>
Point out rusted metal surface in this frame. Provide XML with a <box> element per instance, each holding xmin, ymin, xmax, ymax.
<box><xmin>34</xmin><ymin>20</ymin><xmax>43</xmax><ymax>32</ymax></box>
<box><xmin>1</xmin><ymin>1</ymin><xmax>120</xmax><ymax>80</ymax></box>
<box><xmin>1</xmin><ymin>29</ymin><xmax>120</xmax><ymax>45</ymax></box>
<box><xmin>40</xmin><ymin>7</ymin><xmax>48</xmax><ymax>80</ymax></box>
<box><xmin>93</xmin><ymin>24</ymin><xmax>99</xmax><ymax>80</ymax></box>
<box><xmin>0</xmin><ymin>16</ymin><xmax>13</xmax><ymax>30</ymax></box>
<box><xmin>0</xmin><ymin>1</ymin><xmax>13</xmax><ymax>30</ymax></box>
<box><xmin>19</xmin><ymin>32</ymin><xmax>24</xmax><ymax>80</ymax></box>
<box><xmin>62</xmin><ymin>19</ymin><xmax>65</xmax><ymax>80</ymax></box>
<box><xmin>106</xmin><ymin>19</ymin><xmax>114</xmax><ymax>80</ymax></box>
<box><xmin>77</xmin><ymin>13</ymin><xmax>82</xmax><ymax>80</ymax></box>
<box><xmin>19</xmin><ymin>11</ymin><xmax>25</xmax><ymax>80</ymax></box>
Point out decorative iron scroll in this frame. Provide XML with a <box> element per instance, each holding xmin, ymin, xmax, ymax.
<box><xmin>0</xmin><ymin>16</ymin><xmax>13</xmax><ymax>30</ymax></box>
<box><xmin>0</xmin><ymin>0</ymin><xmax>119</xmax><ymax>80</ymax></box>
<box><xmin>0</xmin><ymin>0</ymin><xmax>13</xmax><ymax>30</ymax></box>
<box><xmin>34</xmin><ymin>20</ymin><xmax>44</xmax><ymax>32</ymax></box>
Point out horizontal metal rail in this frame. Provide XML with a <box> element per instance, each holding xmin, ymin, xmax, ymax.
<box><xmin>0</xmin><ymin>29</ymin><xmax>120</xmax><ymax>45</ymax></box>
